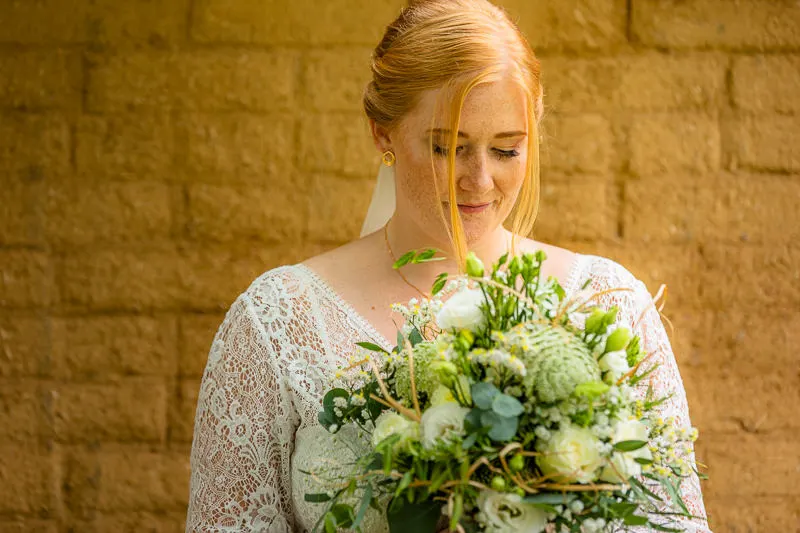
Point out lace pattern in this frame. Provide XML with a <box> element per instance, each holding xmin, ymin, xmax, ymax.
<box><xmin>185</xmin><ymin>254</ymin><xmax>711</xmax><ymax>532</ymax></box>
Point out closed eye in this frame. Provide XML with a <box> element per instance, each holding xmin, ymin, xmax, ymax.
<box><xmin>493</xmin><ymin>148</ymin><xmax>519</xmax><ymax>159</ymax></box>
<box><xmin>432</xmin><ymin>144</ymin><xmax>465</xmax><ymax>156</ymax></box>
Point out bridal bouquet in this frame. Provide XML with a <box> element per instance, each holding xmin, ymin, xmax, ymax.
<box><xmin>306</xmin><ymin>250</ymin><xmax>704</xmax><ymax>533</ymax></box>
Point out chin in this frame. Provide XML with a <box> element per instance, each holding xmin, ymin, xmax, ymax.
<box><xmin>439</xmin><ymin>204</ymin><xmax>501</xmax><ymax>243</ymax></box>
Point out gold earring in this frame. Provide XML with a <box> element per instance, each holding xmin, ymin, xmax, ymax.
<box><xmin>382</xmin><ymin>150</ymin><xmax>396</xmax><ymax>167</ymax></box>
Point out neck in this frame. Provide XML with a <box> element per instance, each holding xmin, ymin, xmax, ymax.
<box><xmin>383</xmin><ymin>212</ymin><xmax>514</xmax><ymax>293</ymax></box>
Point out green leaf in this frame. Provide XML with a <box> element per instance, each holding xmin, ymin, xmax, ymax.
<box><xmin>323</xmin><ymin>388</ymin><xmax>349</xmax><ymax>416</ymax></box>
<box><xmin>356</xmin><ymin>341</ymin><xmax>388</xmax><ymax>353</ymax></box>
<box><xmin>658</xmin><ymin>475</ymin><xmax>690</xmax><ymax>516</ymax></box>
<box><xmin>634</xmin><ymin>457</ymin><xmax>654</xmax><ymax>465</ymax></box>
<box><xmin>429</xmin><ymin>466</ymin><xmax>450</xmax><ymax>493</ymax></box>
<box><xmin>353</xmin><ymin>484</ymin><xmax>373</xmax><ymax>528</ymax></box>
<box><xmin>481</xmin><ymin>411</ymin><xmax>518</xmax><ymax>442</ymax></box>
<box><xmin>413</xmin><ymin>249</ymin><xmax>437</xmax><ymax>262</ymax></box>
<box><xmin>529</xmin><ymin>502</ymin><xmax>559</xmax><ymax>514</ymax></box>
<box><xmin>629</xmin><ymin>476</ymin><xmax>663</xmax><ymax>502</ymax></box>
<box><xmin>613</xmin><ymin>439</ymin><xmax>648</xmax><ymax>452</ymax></box>
<box><xmin>317</xmin><ymin>409</ymin><xmax>336</xmax><ymax>429</ymax></box>
<box><xmin>464</xmin><ymin>408</ymin><xmax>483</xmax><ymax>432</ymax></box>
<box><xmin>394</xmin><ymin>251</ymin><xmax>415</xmax><ymax>269</ymax></box>
<box><xmin>431</xmin><ymin>273</ymin><xmax>448</xmax><ymax>295</ymax></box>
<box><xmin>324</xmin><ymin>513</ymin><xmax>337</xmax><ymax>533</ymax></box>
<box><xmin>646</xmin><ymin>521</ymin><xmax>683</xmax><ymax>532</ymax></box>
<box><xmin>609</xmin><ymin>501</ymin><xmax>638</xmax><ymax>516</ymax></box>
<box><xmin>472</xmin><ymin>382</ymin><xmax>500</xmax><ymax>410</ymax></box>
<box><xmin>387</xmin><ymin>500</ymin><xmax>442</xmax><ymax>533</ymax></box>
<box><xmin>623</xmin><ymin>515</ymin><xmax>649</xmax><ymax>526</ymax></box>
<box><xmin>491</xmin><ymin>394</ymin><xmax>524</xmax><ymax>417</ymax></box>
<box><xmin>396</xmin><ymin>471</ymin><xmax>413</xmax><ymax>497</ymax></box>
<box><xmin>409</xmin><ymin>327</ymin><xmax>423</xmax><ymax>346</ymax></box>
<box><xmin>329</xmin><ymin>504</ymin><xmax>355</xmax><ymax>528</ymax></box>
<box><xmin>462</xmin><ymin>432</ymin><xmax>477</xmax><ymax>449</ymax></box>
<box><xmin>523</xmin><ymin>493</ymin><xmax>575</xmax><ymax>505</ymax></box>
<box><xmin>304</xmin><ymin>492</ymin><xmax>332</xmax><ymax>503</ymax></box>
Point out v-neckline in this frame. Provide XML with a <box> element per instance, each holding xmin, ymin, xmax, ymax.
<box><xmin>295</xmin><ymin>253</ymin><xmax>586</xmax><ymax>352</ymax></box>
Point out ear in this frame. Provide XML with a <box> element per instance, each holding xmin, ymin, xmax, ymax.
<box><xmin>369</xmin><ymin>119</ymin><xmax>393</xmax><ymax>153</ymax></box>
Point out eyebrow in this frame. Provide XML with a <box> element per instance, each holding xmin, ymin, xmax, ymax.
<box><xmin>427</xmin><ymin>128</ymin><xmax>527</xmax><ymax>140</ymax></box>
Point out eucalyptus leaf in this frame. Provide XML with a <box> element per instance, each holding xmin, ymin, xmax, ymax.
<box><xmin>409</xmin><ymin>327</ymin><xmax>423</xmax><ymax>346</ymax></box>
<box><xmin>323</xmin><ymin>388</ymin><xmax>349</xmax><ymax>415</ymax></box>
<box><xmin>464</xmin><ymin>408</ymin><xmax>483</xmax><ymax>432</ymax></box>
<box><xmin>472</xmin><ymin>382</ymin><xmax>500</xmax><ymax>410</ymax></box>
<box><xmin>317</xmin><ymin>410</ymin><xmax>336</xmax><ymax>429</ymax></box>
<box><xmin>480</xmin><ymin>410</ymin><xmax>518</xmax><ymax>442</ymax></box>
<box><xmin>462</xmin><ymin>433</ymin><xmax>477</xmax><ymax>450</ymax></box>
<box><xmin>491</xmin><ymin>394</ymin><xmax>524</xmax><ymax>417</ymax></box>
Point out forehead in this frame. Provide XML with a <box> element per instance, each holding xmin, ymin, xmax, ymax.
<box><xmin>401</xmin><ymin>77</ymin><xmax>529</xmax><ymax>136</ymax></box>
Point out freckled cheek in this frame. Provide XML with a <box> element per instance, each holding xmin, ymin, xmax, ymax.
<box><xmin>395</xmin><ymin>151</ymin><xmax>442</xmax><ymax>201</ymax></box>
<box><xmin>496</xmin><ymin>162</ymin><xmax>526</xmax><ymax>199</ymax></box>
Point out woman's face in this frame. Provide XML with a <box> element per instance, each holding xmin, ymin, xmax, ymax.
<box><xmin>376</xmin><ymin>76</ymin><xmax>529</xmax><ymax>244</ymax></box>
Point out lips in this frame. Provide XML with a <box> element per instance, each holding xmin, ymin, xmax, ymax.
<box><xmin>451</xmin><ymin>201</ymin><xmax>493</xmax><ymax>214</ymax></box>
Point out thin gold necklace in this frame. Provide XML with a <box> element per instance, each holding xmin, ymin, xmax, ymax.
<box><xmin>383</xmin><ymin>221</ymin><xmax>429</xmax><ymax>299</ymax></box>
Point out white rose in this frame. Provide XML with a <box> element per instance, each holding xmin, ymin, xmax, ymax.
<box><xmin>371</xmin><ymin>412</ymin><xmax>418</xmax><ymax>448</ymax></box>
<box><xmin>537</xmin><ymin>425</ymin><xmax>603</xmax><ymax>483</ymax></box>
<box><xmin>478</xmin><ymin>490</ymin><xmax>549</xmax><ymax>533</ymax></box>
<box><xmin>436</xmin><ymin>288</ymin><xmax>487</xmax><ymax>333</ymax></box>
<box><xmin>599</xmin><ymin>350</ymin><xmax>630</xmax><ymax>383</ymax></box>
<box><xmin>420</xmin><ymin>402</ymin><xmax>469</xmax><ymax>450</ymax></box>
<box><xmin>600</xmin><ymin>419</ymin><xmax>652</xmax><ymax>482</ymax></box>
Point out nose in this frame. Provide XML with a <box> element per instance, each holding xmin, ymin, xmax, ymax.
<box><xmin>457</xmin><ymin>151</ymin><xmax>493</xmax><ymax>195</ymax></box>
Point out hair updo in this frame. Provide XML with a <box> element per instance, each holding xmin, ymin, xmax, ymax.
<box><xmin>363</xmin><ymin>0</ymin><xmax>544</xmax><ymax>269</ymax></box>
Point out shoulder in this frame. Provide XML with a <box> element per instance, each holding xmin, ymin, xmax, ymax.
<box><xmin>571</xmin><ymin>252</ymin><xmax>656</xmax><ymax>325</ymax></box>
<box><xmin>577</xmin><ymin>253</ymin><xmax>642</xmax><ymax>289</ymax></box>
<box><xmin>228</xmin><ymin>264</ymin><xmax>318</xmax><ymax>331</ymax></box>
<box><xmin>513</xmin><ymin>237</ymin><xmax>638</xmax><ymax>291</ymax></box>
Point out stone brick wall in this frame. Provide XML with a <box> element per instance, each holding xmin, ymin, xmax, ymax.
<box><xmin>0</xmin><ymin>0</ymin><xmax>798</xmax><ymax>530</ymax></box>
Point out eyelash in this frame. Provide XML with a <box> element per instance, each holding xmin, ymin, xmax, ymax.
<box><xmin>432</xmin><ymin>145</ymin><xmax>520</xmax><ymax>159</ymax></box>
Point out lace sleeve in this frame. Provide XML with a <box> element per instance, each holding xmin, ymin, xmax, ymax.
<box><xmin>627</xmin><ymin>278</ymin><xmax>710</xmax><ymax>532</ymax></box>
<box><xmin>588</xmin><ymin>258</ymin><xmax>711</xmax><ymax>532</ymax></box>
<box><xmin>185</xmin><ymin>289</ymin><xmax>297</xmax><ymax>533</ymax></box>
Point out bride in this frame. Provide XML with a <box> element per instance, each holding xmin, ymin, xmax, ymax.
<box><xmin>185</xmin><ymin>1</ymin><xmax>710</xmax><ymax>531</ymax></box>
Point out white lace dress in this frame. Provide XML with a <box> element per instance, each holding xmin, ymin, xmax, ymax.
<box><xmin>185</xmin><ymin>254</ymin><xmax>711</xmax><ymax>532</ymax></box>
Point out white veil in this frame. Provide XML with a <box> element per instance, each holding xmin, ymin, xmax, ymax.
<box><xmin>359</xmin><ymin>162</ymin><xmax>396</xmax><ymax>237</ymax></box>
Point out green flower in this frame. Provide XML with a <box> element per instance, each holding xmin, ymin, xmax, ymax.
<box><xmin>501</xmin><ymin>323</ymin><xmax>601</xmax><ymax>403</ymax></box>
<box><xmin>394</xmin><ymin>341</ymin><xmax>441</xmax><ymax>405</ymax></box>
